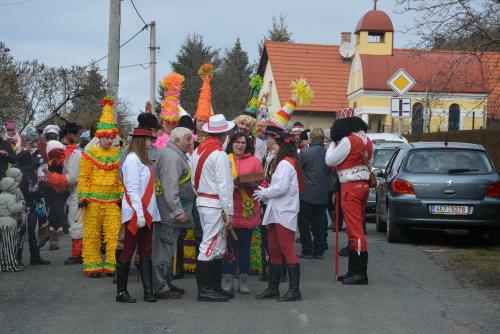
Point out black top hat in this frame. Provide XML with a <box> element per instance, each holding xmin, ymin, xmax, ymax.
<box><xmin>137</xmin><ymin>113</ymin><xmax>162</xmax><ymax>130</ymax></box>
<box><xmin>178</xmin><ymin>115</ymin><xmax>194</xmax><ymax>131</ymax></box>
<box><xmin>61</xmin><ymin>122</ymin><xmax>82</xmax><ymax>134</ymax></box>
<box><xmin>17</xmin><ymin>151</ymin><xmax>37</xmax><ymax>170</ymax></box>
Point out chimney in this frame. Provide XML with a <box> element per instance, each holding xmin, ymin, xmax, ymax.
<box><xmin>341</xmin><ymin>32</ymin><xmax>352</xmax><ymax>44</ymax></box>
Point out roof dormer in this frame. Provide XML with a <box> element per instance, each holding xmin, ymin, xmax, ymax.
<box><xmin>354</xmin><ymin>3</ymin><xmax>394</xmax><ymax>56</ymax></box>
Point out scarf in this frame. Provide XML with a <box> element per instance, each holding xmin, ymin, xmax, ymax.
<box><xmin>197</xmin><ymin>135</ymin><xmax>222</xmax><ymax>153</ymax></box>
<box><xmin>228</xmin><ymin>153</ymin><xmax>256</xmax><ymax>218</ymax></box>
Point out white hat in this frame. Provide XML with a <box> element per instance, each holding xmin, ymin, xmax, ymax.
<box><xmin>42</xmin><ymin>125</ymin><xmax>61</xmax><ymax>137</ymax></box>
<box><xmin>202</xmin><ymin>114</ymin><xmax>235</xmax><ymax>134</ymax></box>
<box><xmin>0</xmin><ymin>177</ymin><xmax>17</xmax><ymax>193</ymax></box>
<box><xmin>46</xmin><ymin>140</ymin><xmax>65</xmax><ymax>155</ymax></box>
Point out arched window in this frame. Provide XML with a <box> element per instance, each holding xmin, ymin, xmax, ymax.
<box><xmin>448</xmin><ymin>104</ymin><xmax>460</xmax><ymax>131</ymax></box>
<box><xmin>412</xmin><ymin>102</ymin><xmax>424</xmax><ymax>134</ymax></box>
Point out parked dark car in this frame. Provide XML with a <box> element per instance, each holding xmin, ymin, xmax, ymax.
<box><xmin>375</xmin><ymin>142</ymin><xmax>500</xmax><ymax>243</ymax></box>
<box><xmin>366</xmin><ymin>142</ymin><xmax>402</xmax><ymax>215</ymax></box>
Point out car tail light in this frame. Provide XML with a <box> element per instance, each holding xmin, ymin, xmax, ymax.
<box><xmin>486</xmin><ymin>182</ymin><xmax>500</xmax><ymax>197</ymax></box>
<box><xmin>392</xmin><ymin>178</ymin><xmax>415</xmax><ymax>195</ymax></box>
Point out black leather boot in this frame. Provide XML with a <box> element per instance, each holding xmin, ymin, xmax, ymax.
<box><xmin>116</xmin><ymin>261</ymin><xmax>136</xmax><ymax>303</ymax></box>
<box><xmin>255</xmin><ymin>264</ymin><xmax>281</xmax><ymax>299</ymax></box>
<box><xmin>278</xmin><ymin>264</ymin><xmax>301</xmax><ymax>302</ymax></box>
<box><xmin>214</xmin><ymin>259</ymin><xmax>234</xmax><ymax>299</ymax></box>
<box><xmin>339</xmin><ymin>244</ymin><xmax>350</xmax><ymax>257</ymax></box>
<box><xmin>29</xmin><ymin>247</ymin><xmax>50</xmax><ymax>265</ymax></box>
<box><xmin>139</xmin><ymin>260</ymin><xmax>157</xmax><ymax>302</ymax></box>
<box><xmin>113</xmin><ymin>249</ymin><xmax>122</xmax><ymax>284</ymax></box>
<box><xmin>196</xmin><ymin>260</ymin><xmax>229</xmax><ymax>302</ymax></box>
<box><xmin>342</xmin><ymin>252</ymin><xmax>368</xmax><ymax>285</ymax></box>
<box><xmin>337</xmin><ymin>250</ymin><xmax>355</xmax><ymax>281</ymax></box>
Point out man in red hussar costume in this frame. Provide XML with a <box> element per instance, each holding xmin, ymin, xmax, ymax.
<box><xmin>325</xmin><ymin>116</ymin><xmax>373</xmax><ymax>285</ymax></box>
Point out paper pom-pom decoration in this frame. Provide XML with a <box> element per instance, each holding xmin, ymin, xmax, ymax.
<box><xmin>160</xmin><ymin>72</ymin><xmax>184</xmax><ymax>126</ymax></box>
<box><xmin>195</xmin><ymin>63</ymin><xmax>214</xmax><ymax>120</ymax></box>
<box><xmin>95</xmin><ymin>96</ymin><xmax>120</xmax><ymax>138</ymax></box>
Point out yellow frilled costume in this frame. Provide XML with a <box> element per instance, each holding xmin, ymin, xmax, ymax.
<box><xmin>77</xmin><ymin>97</ymin><xmax>123</xmax><ymax>277</ymax></box>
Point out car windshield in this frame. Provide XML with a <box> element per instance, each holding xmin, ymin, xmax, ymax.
<box><xmin>404</xmin><ymin>148</ymin><xmax>493</xmax><ymax>174</ymax></box>
<box><xmin>373</xmin><ymin>148</ymin><xmax>396</xmax><ymax>169</ymax></box>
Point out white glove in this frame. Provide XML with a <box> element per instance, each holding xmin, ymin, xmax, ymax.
<box><xmin>136</xmin><ymin>218</ymin><xmax>146</xmax><ymax>229</ymax></box>
<box><xmin>253</xmin><ymin>186</ymin><xmax>268</xmax><ymax>202</ymax></box>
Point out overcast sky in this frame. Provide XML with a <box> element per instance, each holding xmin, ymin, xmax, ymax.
<box><xmin>0</xmin><ymin>0</ymin><xmax>419</xmax><ymax>120</ymax></box>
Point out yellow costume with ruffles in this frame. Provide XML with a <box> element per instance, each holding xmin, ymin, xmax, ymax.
<box><xmin>77</xmin><ymin>97</ymin><xmax>123</xmax><ymax>276</ymax></box>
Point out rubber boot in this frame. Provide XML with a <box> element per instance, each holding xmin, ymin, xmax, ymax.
<box><xmin>238</xmin><ymin>274</ymin><xmax>250</xmax><ymax>294</ymax></box>
<box><xmin>255</xmin><ymin>264</ymin><xmax>281</xmax><ymax>299</ymax></box>
<box><xmin>116</xmin><ymin>261</ymin><xmax>136</xmax><ymax>303</ymax></box>
<box><xmin>278</xmin><ymin>264</ymin><xmax>301</xmax><ymax>302</ymax></box>
<box><xmin>342</xmin><ymin>252</ymin><xmax>368</xmax><ymax>285</ymax></box>
<box><xmin>139</xmin><ymin>260</ymin><xmax>157</xmax><ymax>302</ymax></box>
<box><xmin>214</xmin><ymin>259</ymin><xmax>234</xmax><ymax>298</ymax></box>
<box><xmin>337</xmin><ymin>250</ymin><xmax>355</xmax><ymax>281</ymax></box>
<box><xmin>113</xmin><ymin>249</ymin><xmax>122</xmax><ymax>284</ymax></box>
<box><xmin>196</xmin><ymin>260</ymin><xmax>229</xmax><ymax>302</ymax></box>
<box><xmin>49</xmin><ymin>229</ymin><xmax>59</xmax><ymax>250</ymax></box>
<box><xmin>221</xmin><ymin>274</ymin><xmax>234</xmax><ymax>293</ymax></box>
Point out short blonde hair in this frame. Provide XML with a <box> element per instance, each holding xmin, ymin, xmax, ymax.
<box><xmin>310</xmin><ymin>128</ymin><xmax>324</xmax><ymax>142</ymax></box>
<box><xmin>234</xmin><ymin>115</ymin><xmax>257</xmax><ymax>130</ymax></box>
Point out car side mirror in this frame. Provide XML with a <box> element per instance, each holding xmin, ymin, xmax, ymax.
<box><xmin>373</xmin><ymin>168</ymin><xmax>384</xmax><ymax>178</ymax></box>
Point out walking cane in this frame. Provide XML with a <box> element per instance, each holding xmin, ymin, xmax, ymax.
<box><xmin>335</xmin><ymin>191</ymin><xmax>340</xmax><ymax>281</ymax></box>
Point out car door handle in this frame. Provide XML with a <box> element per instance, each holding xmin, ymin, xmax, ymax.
<box><xmin>444</xmin><ymin>189</ymin><xmax>456</xmax><ymax>195</ymax></box>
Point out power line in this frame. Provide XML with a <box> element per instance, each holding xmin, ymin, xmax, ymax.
<box><xmin>130</xmin><ymin>0</ymin><xmax>147</xmax><ymax>26</ymax></box>
<box><xmin>85</xmin><ymin>24</ymin><xmax>148</xmax><ymax>69</ymax></box>
<box><xmin>98</xmin><ymin>62</ymin><xmax>150</xmax><ymax>72</ymax></box>
<box><xmin>0</xmin><ymin>0</ymin><xmax>32</xmax><ymax>5</ymax></box>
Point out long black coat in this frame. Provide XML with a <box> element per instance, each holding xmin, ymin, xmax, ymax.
<box><xmin>0</xmin><ymin>138</ymin><xmax>17</xmax><ymax>178</ymax></box>
<box><xmin>299</xmin><ymin>141</ymin><xmax>332</xmax><ymax>205</ymax></box>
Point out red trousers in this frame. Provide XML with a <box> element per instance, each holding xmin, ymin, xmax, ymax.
<box><xmin>119</xmin><ymin>222</ymin><xmax>152</xmax><ymax>262</ymax></box>
<box><xmin>341</xmin><ymin>181</ymin><xmax>369</xmax><ymax>253</ymax></box>
<box><xmin>267</xmin><ymin>223</ymin><xmax>298</xmax><ymax>265</ymax></box>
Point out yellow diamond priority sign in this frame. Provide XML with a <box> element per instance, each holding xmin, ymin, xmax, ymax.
<box><xmin>387</xmin><ymin>69</ymin><xmax>416</xmax><ymax>96</ymax></box>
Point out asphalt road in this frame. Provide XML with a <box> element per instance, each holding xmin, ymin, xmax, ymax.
<box><xmin>1</xmin><ymin>224</ymin><xmax>499</xmax><ymax>334</ymax></box>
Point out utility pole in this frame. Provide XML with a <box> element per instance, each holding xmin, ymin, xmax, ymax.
<box><xmin>149</xmin><ymin>21</ymin><xmax>158</xmax><ymax>113</ymax></box>
<box><xmin>107</xmin><ymin>0</ymin><xmax>121</xmax><ymax>108</ymax></box>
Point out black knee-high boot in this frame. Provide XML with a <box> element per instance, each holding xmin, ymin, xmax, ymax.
<box><xmin>342</xmin><ymin>252</ymin><xmax>368</xmax><ymax>285</ymax></box>
<box><xmin>255</xmin><ymin>264</ymin><xmax>281</xmax><ymax>299</ymax></box>
<box><xmin>139</xmin><ymin>260</ymin><xmax>156</xmax><ymax>302</ymax></box>
<box><xmin>278</xmin><ymin>264</ymin><xmax>301</xmax><ymax>302</ymax></box>
<box><xmin>116</xmin><ymin>261</ymin><xmax>136</xmax><ymax>303</ymax></box>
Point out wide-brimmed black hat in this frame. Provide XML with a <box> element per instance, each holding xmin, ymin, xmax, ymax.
<box><xmin>272</xmin><ymin>131</ymin><xmax>297</xmax><ymax>143</ymax></box>
<box><xmin>137</xmin><ymin>113</ymin><xmax>162</xmax><ymax>130</ymax></box>
<box><xmin>17</xmin><ymin>151</ymin><xmax>37</xmax><ymax>170</ymax></box>
<box><xmin>61</xmin><ymin>122</ymin><xmax>82</xmax><ymax>134</ymax></box>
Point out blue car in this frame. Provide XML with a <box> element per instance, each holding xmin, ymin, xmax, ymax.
<box><xmin>375</xmin><ymin>142</ymin><xmax>500</xmax><ymax>243</ymax></box>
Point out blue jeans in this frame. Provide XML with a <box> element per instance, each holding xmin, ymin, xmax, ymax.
<box><xmin>223</xmin><ymin>228</ymin><xmax>254</xmax><ymax>275</ymax></box>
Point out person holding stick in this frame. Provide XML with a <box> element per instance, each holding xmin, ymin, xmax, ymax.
<box><xmin>253</xmin><ymin>131</ymin><xmax>303</xmax><ymax>302</ymax></box>
<box><xmin>190</xmin><ymin>114</ymin><xmax>235</xmax><ymax>302</ymax></box>
<box><xmin>325</xmin><ymin>116</ymin><xmax>373</xmax><ymax>285</ymax></box>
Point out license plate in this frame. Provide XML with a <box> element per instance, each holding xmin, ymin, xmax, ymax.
<box><xmin>430</xmin><ymin>205</ymin><xmax>469</xmax><ymax>215</ymax></box>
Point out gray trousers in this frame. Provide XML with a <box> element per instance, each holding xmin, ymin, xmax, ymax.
<box><xmin>152</xmin><ymin>223</ymin><xmax>180</xmax><ymax>294</ymax></box>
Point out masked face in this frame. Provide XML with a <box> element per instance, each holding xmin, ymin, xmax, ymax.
<box><xmin>237</xmin><ymin>120</ymin><xmax>252</xmax><ymax>136</ymax></box>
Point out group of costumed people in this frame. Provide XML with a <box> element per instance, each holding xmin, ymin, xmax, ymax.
<box><xmin>0</xmin><ymin>61</ymin><xmax>373</xmax><ymax>304</ymax></box>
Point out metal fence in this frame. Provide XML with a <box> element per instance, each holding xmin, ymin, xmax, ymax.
<box><xmin>405</xmin><ymin>127</ymin><xmax>500</xmax><ymax>170</ymax></box>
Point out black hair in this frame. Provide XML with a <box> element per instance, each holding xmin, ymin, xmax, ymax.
<box><xmin>271</xmin><ymin>138</ymin><xmax>299</xmax><ymax>175</ymax></box>
<box><xmin>330</xmin><ymin>117</ymin><xmax>368</xmax><ymax>144</ymax></box>
<box><xmin>226</xmin><ymin>132</ymin><xmax>252</xmax><ymax>155</ymax></box>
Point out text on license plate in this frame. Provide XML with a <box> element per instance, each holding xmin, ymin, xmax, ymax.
<box><xmin>431</xmin><ymin>205</ymin><xmax>469</xmax><ymax>215</ymax></box>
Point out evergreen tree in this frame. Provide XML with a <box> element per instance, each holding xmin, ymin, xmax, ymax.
<box><xmin>214</xmin><ymin>38</ymin><xmax>252</xmax><ymax>119</ymax></box>
<box><xmin>258</xmin><ymin>14</ymin><xmax>293</xmax><ymax>55</ymax></box>
<box><xmin>0</xmin><ymin>42</ymin><xmax>23</xmax><ymax>124</ymax></box>
<box><xmin>169</xmin><ymin>33</ymin><xmax>221</xmax><ymax>115</ymax></box>
<box><xmin>69</xmin><ymin>65</ymin><xmax>107</xmax><ymax>129</ymax></box>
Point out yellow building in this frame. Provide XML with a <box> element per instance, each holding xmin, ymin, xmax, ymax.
<box><xmin>257</xmin><ymin>5</ymin><xmax>500</xmax><ymax>133</ymax></box>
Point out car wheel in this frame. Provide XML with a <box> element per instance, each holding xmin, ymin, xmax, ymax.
<box><xmin>386</xmin><ymin>207</ymin><xmax>402</xmax><ymax>243</ymax></box>
<box><xmin>375</xmin><ymin>204</ymin><xmax>386</xmax><ymax>233</ymax></box>
<box><xmin>489</xmin><ymin>229</ymin><xmax>500</xmax><ymax>244</ymax></box>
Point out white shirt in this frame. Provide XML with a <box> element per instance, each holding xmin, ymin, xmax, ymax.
<box><xmin>255</xmin><ymin>137</ymin><xmax>267</xmax><ymax>162</ymax></box>
<box><xmin>325</xmin><ymin>132</ymin><xmax>373</xmax><ymax>183</ymax></box>
<box><xmin>191</xmin><ymin>148</ymin><xmax>234</xmax><ymax>215</ymax></box>
<box><xmin>121</xmin><ymin>152</ymin><xmax>161</xmax><ymax>224</ymax></box>
<box><xmin>260</xmin><ymin>160</ymin><xmax>300</xmax><ymax>232</ymax></box>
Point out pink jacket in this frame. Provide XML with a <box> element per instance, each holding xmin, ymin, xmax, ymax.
<box><xmin>231</xmin><ymin>153</ymin><xmax>263</xmax><ymax>229</ymax></box>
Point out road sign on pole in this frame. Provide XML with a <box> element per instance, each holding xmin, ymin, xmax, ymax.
<box><xmin>391</xmin><ymin>98</ymin><xmax>411</xmax><ymax>117</ymax></box>
<box><xmin>387</xmin><ymin>69</ymin><xmax>416</xmax><ymax>96</ymax></box>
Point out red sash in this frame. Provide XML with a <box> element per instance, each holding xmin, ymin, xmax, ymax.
<box><xmin>194</xmin><ymin>145</ymin><xmax>221</xmax><ymax>192</ymax></box>
<box><xmin>284</xmin><ymin>157</ymin><xmax>303</xmax><ymax>193</ymax></box>
<box><xmin>124</xmin><ymin>166</ymin><xmax>154</xmax><ymax>236</ymax></box>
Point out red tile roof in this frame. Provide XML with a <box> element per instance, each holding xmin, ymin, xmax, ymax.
<box><xmin>485</xmin><ymin>52</ymin><xmax>500</xmax><ymax>120</ymax></box>
<box><xmin>259</xmin><ymin>41</ymin><xmax>351</xmax><ymax>113</ymax></box>
<box><xmin>355</xmin><ymin>9</ymin><xmax>394</xmax><ymax>33</ymax></box>
<box><xmin>361</xmin><ymin>49</ymin><xmax>490</xmax><ymax>94</ymax></box>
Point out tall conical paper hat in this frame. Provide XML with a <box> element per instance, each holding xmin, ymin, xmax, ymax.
<box><xmin>244</xmin><ymin>75</ymin><xmax>263</xmax><ymax>118</ymax></box>
<box><xmin>194</xmin><ymin>64</ymin><xmax>214</xmax><ymax>120</ymax></box>
<box><xmin>268</xmin><ymin>77</ymin><xmax>313</xmax><ymax>130</ymax></box>
<box><xmin>160</xmin><ymin>72</ymin><xmax>184</xmax><ymax>126</ymax></box>
<box><xmin>95</xmin><ymin>97</ymin><xmax>120</xmax><ymax>138</ymax></box>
